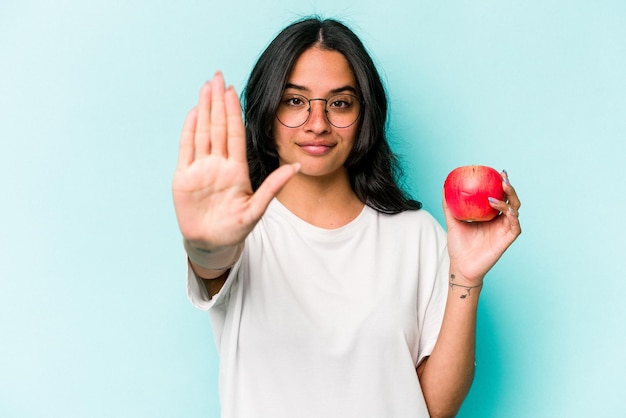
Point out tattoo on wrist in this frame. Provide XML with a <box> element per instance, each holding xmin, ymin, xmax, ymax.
<box><xmin>449</xmin><ymin>274</ymin><xmax>483</xmax><ymax>299</ymax></box>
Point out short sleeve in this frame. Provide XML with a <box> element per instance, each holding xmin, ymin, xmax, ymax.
<box><xmin>186</xmin><ymin>257</ymin><xmax>243</xmax><ymax>311</ymax></box>
<box><xmin>416</xmin><ymin>227</ymin><xmax>450</xmax><ymax>365</ymax></box>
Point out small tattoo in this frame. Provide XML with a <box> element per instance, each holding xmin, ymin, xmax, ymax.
<box><xmin>449</xmin><ymin>274</ymin><xmax>482</xmax><ymax>299</ymax></box>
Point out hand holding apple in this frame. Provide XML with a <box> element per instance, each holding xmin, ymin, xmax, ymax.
<box><xmin>442</xmin><ymin>166</ymin><xmax>522</xmax><ymax>285</ymax></box>
<box><xmin>444</xmin><ymin>165</ymin><xmax>504</xmax><ymax>222</ymax></box>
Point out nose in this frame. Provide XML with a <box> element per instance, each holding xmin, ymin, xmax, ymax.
<box><xmin>304</xmin><ymin>99</ymin><xmax>331</xmax><ymax>132</ymax></box>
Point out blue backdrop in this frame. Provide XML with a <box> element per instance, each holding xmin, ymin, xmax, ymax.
<box><xmin>1</xmin><ymin>1</ymin><xmax>625</xmax><ymax>416</ymax></box>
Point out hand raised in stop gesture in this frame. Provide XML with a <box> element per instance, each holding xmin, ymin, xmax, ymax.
<box><xmin>172</xmin><ymin>72</ymin><xmax>299</xmax><ymax>254</ymax></box>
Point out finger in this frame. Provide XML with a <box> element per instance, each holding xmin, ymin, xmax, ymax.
<box><xmin>225</xmin><ymin>85</ymin><xmax>247</xmax><ymax>163</ymax></box>
<box><xmin>504</xmin><ymin>185</ymin><xmax>521</xmax><ymax>212</ymax></box>
<box><xmin>488</xmin><ymin>179</ymin><xmax>522</xmax><ymax>231</ymax></box>
<box><xmin>488</xmin><ymin>196</ymin><xmax>518</xmax><ymax>216</ymax></box>
<box><xmin>210</xmin><ymin>72</ymin><xmax>228</xmax><ymax>157</ymax></box>
<box><xmin>487</xmin><ymin>197</ymin><xmax>509</xmax><ymax>215</ymax></box>
<box><xmin>177</xmin><ymin>107</ymin><xmax>198</xmax><ymax>168</ymax></box>
<box><xmin>501</xmin><ymin>170</ymin><xmax>521</xmax><ymax>211</ymax></box>
<box><xmin>505</xmin><ymin>205</ymin><xmax>522</xmax><ymax>234</ymax></box>
<box><xmin>195</xmin><ymin>81</ymin><xmax>212</xmax><ymax>157</ymax></box>
<box><xmin>249</xmin><ymin>163</ymin><xmax>300</xmax><ymax>218</ymax></box>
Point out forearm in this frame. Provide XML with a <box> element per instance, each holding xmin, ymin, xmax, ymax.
<box><xmin>418</xmin><ymin>271</ymin><xmax>482</xmax><ymax>418</ymax></box>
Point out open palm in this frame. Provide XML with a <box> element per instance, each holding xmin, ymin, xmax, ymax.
<box><xmin>172</xmin><ymin>73</ymin><xmax>298</xmax><ymax>250</ymax></box>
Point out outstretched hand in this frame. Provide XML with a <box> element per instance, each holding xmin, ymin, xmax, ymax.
<box><xmin>443</xmin><ymin>170</ymin><xmax>522</xmax><ymax>285</ymax></box>
<box><xmin>172</xmin><ymin>72</ymin><xmax>299</xmax><ymax>250</ymax></box>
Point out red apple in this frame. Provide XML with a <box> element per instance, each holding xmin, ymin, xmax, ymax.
<box><xmin>444</xmin><ymin>165</ymin><xmax>504</xmax><ymax>222</ymax></box>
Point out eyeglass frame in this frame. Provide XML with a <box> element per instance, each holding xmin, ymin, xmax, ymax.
<box><xmin>275</xmin><ymin>93</ymin><xmax>364</xmax><ymax>129</ymax></box>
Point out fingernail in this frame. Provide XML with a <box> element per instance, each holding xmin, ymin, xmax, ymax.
<box><xmin>502</xmin><ymin>169</ymin><xmax>511</xmax><ymax>185</ymax></box>
<box><xmin>488</xmin><ymin>197</ymin><xmax>498</xmax><ymax>204</ymax></box>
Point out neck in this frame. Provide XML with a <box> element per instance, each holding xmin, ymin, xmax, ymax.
<box><xmin>276</xmin><ymin>169</ymin><xmax>364</xmax><ymax>229</ymax></box>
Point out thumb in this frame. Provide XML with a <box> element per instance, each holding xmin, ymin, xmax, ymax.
<box><xmin>249</xmin><ymin>163</ymin><xmax>300</xmax><ymax>218</ymax></box>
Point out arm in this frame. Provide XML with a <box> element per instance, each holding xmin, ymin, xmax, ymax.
<box><xmin>172</xmin><ymin>73</ymin><xmax>298</xmax><ymax>297</ymax></box>
<box><xmin>416</xmin><ymin>271</ymin><xmax>481</xmax><ymax>417</ymax></box>
<box><xmin>418</xmin><ymin>172</ymin><xmax>522</xmax><ymax>417</ymax></box>
<box><xmin>185</xmin><ymin>240</ymin><xmax>243</xmax><ymax>297</ymax></box>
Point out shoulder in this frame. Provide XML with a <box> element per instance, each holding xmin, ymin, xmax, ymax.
<box><xmin>379</xmin><ymin>207</ymin><xmax>443</xmax><ymax>230</ymax></box>
<box><xmin>375</xmin><ymin>207</ymin><xmax>447</xmax><ymax>247</ymax></box>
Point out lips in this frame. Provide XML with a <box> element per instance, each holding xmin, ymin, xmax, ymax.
<box><xmin>297</xmin><ymin>141</ymin><xmax>336</xmax><ymax>156</ymax></box>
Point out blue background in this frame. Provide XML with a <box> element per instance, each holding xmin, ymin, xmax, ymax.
<box><xmin>1</xmin><ymin>1</ymin><xmax>625</xmax><ymax>416</ymax></box>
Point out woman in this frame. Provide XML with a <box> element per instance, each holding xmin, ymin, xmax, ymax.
<box><xmin>172</xmin><ymin>17</ymin><xmax>521</xmax><ymax>418</ymax></box>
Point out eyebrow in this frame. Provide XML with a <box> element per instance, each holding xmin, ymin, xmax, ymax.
<box><xmin>283</xmin><ymin>83</ymin><xmax>359</xmax><ymax>95</ymax></box>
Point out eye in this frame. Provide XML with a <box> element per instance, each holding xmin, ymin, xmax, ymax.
<box><xmin>330</xmin><ymin>100</ymin><xmax>349</xmax><ymax>108</ymax></box>
<box><xmin>282</xmin><ymin>95</ymin><xmax>307</xmax><ymax>108</ymax></box>
<box><xmin>328</xmin><ymin>95</ymin><xmax>356</xmax><ymax>110</ymax></box>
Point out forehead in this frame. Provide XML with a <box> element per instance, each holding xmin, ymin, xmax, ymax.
<box><xmin>285</xmin><ymin>47</ymin><xmax>357</xmax><ymax>94</ymax></box>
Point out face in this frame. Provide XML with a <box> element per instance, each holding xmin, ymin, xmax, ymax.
<box><xmin>273</xmin><ymin>46</ymin><xmax>360</xmax><ymax>179</ymax></box>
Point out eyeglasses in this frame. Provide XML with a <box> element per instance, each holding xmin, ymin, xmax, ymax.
<box><xmin>276</xmin><ymin>93</ymin><xmax>362</xmax><ymax>128</ymax></box>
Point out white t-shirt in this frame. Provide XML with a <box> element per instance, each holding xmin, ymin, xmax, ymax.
<box><xmin>187</xmin><ymin>199</ymin><xmax>449</xmax><ymax>418</ymax></box>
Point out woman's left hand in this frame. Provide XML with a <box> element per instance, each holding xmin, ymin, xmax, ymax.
<box><xmin>443</xmin><ymin>170</ymin><xmax>522</xmax><ymax>285</ymax></box>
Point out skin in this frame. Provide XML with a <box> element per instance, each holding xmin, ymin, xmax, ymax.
<box><xmin>417</xmin><ymin>175</ymin><xmax>520</xmax><ymax>417</ymax></box>
<box><xmin>272</xmin><ymin>47</ymin><xmax>364</xmax><ymax>228</ymax></box>
<box><xmin>172</xmin><ymin>46</ymin><xmax>522</xmax><ymax>418</ymax></box>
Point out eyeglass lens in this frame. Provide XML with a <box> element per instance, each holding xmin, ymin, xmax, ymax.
<box><xmin>276</xmin><ymin>94</ymin><xmax>361</xmax><ymax>128</ymax></box>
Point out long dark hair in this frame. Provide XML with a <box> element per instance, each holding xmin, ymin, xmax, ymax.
<box><xmin>243</xmin><ymin>17</ymin><xmax>421</xmax><ymax>214</ymax></box>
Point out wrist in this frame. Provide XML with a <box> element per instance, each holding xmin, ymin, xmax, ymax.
<box><xmin>184</xmin><ymin>239</ymin><xmax>244</xmax><ymax>271</ymax></box>
<box><xmin>447</xmin><ymin>263</ymin><xmax>485</xmax><ymax>286</ymax></box>
<box><xmin>448</xmin><ymin>272</ymin><xmax>483</xmax><ymax>299</ymax></box>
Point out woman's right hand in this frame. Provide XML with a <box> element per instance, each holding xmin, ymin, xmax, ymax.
<box><xmin>172</xmin><ymin>72</ymin><xmax>299</xmax><ymax>250</ymax></box>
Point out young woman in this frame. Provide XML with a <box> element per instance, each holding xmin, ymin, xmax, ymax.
<box><xmin>172</xmin><ymin>18</ymin><xmax>521</xmax><ymax>418</ymax></box>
